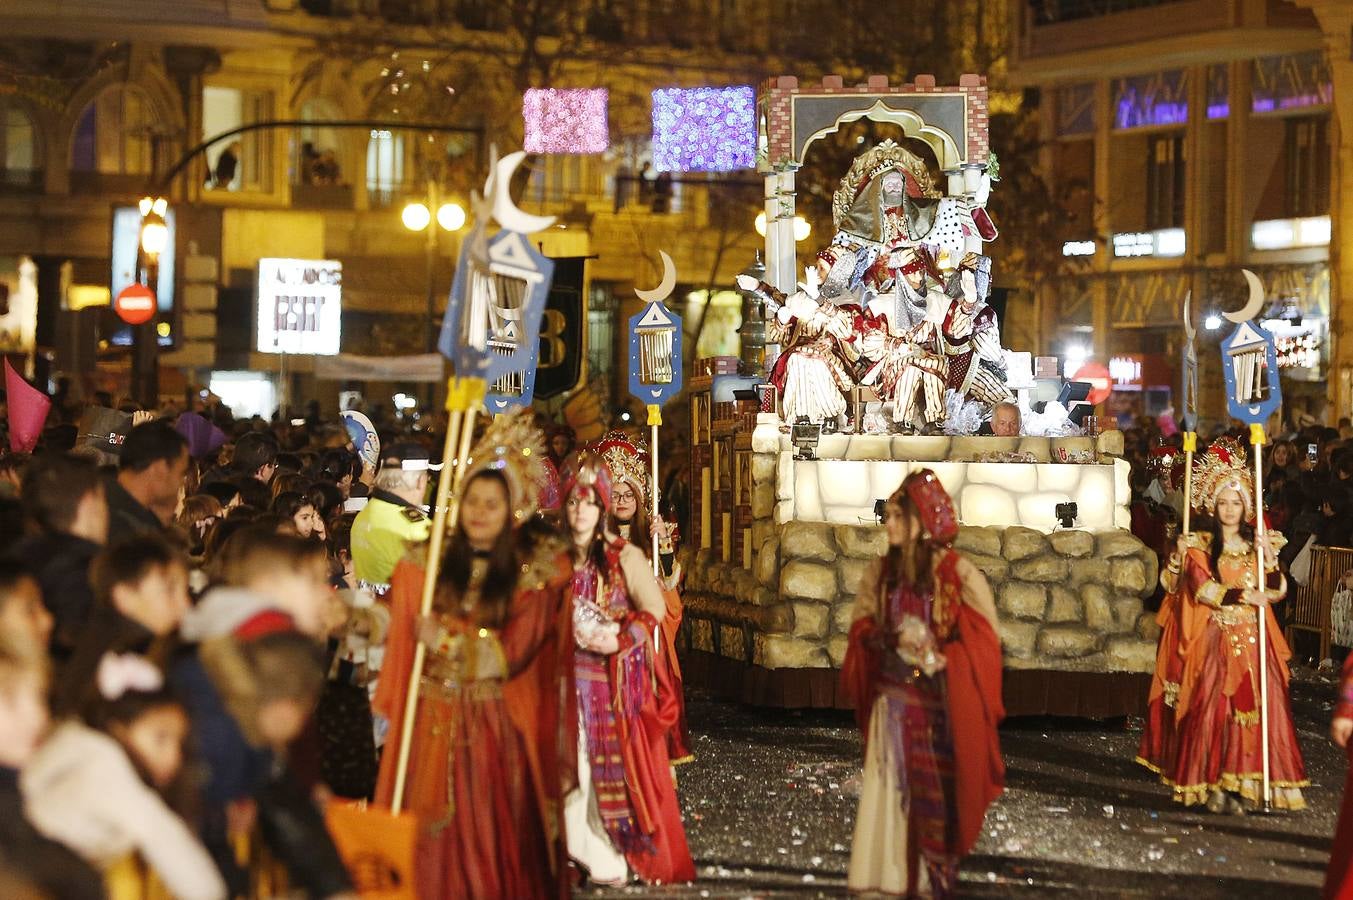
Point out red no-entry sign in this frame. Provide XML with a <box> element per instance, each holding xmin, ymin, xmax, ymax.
<box><xmin>114</xmin><ymin>283</ymin><xmax>156</xmax><ymax>325</ymax></box>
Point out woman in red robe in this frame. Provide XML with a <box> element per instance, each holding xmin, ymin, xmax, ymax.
<box><xmin>596</xmin><ymin>432</ymin><xmax>693</xmax><ymax>763</ymax></box>
<box><xmin>1324</xmin><ymin>655</ymin><xmax>1353</xmax><ymax>898</ymax></box>
<box><xmin>1139</xmin><ymin>439</ymin><xmax>1306</xmax><ymax>812</ymax></box>
<box><xmin>373</xmin><ymin>413</ymin><xmax>575</xmax><ymax>899</ymax></box>
<box><xmin>562</xmin><ymin>452</ymin><xmax>695</xmax><ymax>886</ymax></box>
<box><xmin>842</xmin><ymin>469</ymin><xmax>1004</xmax><ymax>898</ymax></box>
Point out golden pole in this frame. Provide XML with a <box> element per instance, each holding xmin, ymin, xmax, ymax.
<box><xmin>1182</xmin><ymin>432</ymin><xmax>1196</xmax><ymax>535</ymax></box>
<box><xmin>390</xmin><ymin>375</ymin><xmax>485</xmax><ymax>815</ymax></box>
<box><xmin>1250</xmin><ymin>422</ymin><xmax>1271</xmax><ymax>810</ymax></box>
<box><xmin>649</xmin><ymin>403</ymin><xmax>661</xmax><ymax>576</ymax></box>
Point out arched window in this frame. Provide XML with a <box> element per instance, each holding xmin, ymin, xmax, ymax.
<box><xmin>366</xmin><ymin>129</ymin><xmax>404</xmax><ymax>208</ymax></box>
<box><xmin>0</xmin><ymin>103</ymin><xmax>37</xmax><ymax>186</ymax></box>
<box><xmin>71</xmin><ymin>85</ymin><xmax>155</xmax><ymax>175</ymax></box>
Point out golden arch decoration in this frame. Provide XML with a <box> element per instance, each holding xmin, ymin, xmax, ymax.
<box><xmin>796</xmin><ymin>100</ymin><xmax>964</xmax><ymax>171</ymax></box>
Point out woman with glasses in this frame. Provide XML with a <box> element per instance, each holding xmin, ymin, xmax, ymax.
<box><xmin>595</xmin><ymin>432</ymin><xmax>692</xmax><ymax>764</ymax></box>
<box><xmin>562</xmin><ymin>452</ymin><xmax>694</xmax><ymax>887</ymax></box>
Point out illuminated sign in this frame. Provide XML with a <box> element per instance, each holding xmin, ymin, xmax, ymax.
<box><xmin>1112</xmin><ymin>228</ymin><xmax>1185</xmax><ymax>259</ymax></box>
<box><xmin>1252</xmin><ymin>215</ymin><xmax>1331</xmax><ymax>251</ymax></box>
<box><xmin>1062</xmin><ymin>240</ymin><xmax>1096</xmax><ymax>257</ymax></box>
<box><xmin>1109</xmin><ymin>355</ymin><xmax>1143</xmax><ymax>386</ymax></box>
<box><xmin>1276</xmin><ymin>333</ymin><xmax>1320</xmax><ymax>369</ymax></box>
<box><xmin>256</xmin><ymin>258</ymin><xmax>342</xmax><ymax>355</ymax></box>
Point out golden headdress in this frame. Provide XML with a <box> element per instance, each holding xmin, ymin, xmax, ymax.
<box><xmin>832</xmin><ymin>139</ymin><xmax>940</xmax><ymax>232</ymax></box>
<box><xmin>594</xmin><ymin>431</ymin><xmax>649</xmax><ymax>502</ymax></box>
<box><xmin>461</xmin><ymin>409</ymin><xmax>548</xmax><ymax>524</ymax></box>
<box><xmin>1191</xmin><ymin>436</ymin><xmax>1255</xmax><ymax>517</ymax></box>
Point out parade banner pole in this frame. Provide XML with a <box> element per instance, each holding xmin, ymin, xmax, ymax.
<box><xmin>1252</xmin><ymin>423</ymin><xmax>1271</xmax><ymax>810</ymax></box>
<box><xmin>1181</xmin><ymin>292</ymin><xmax>1198</xmax><ymax>536</ymax></box>
<box><xmin>628</xmin><ymin>251</ymin><xmax>684</xmax><ymax>578</ymax></box>
<box><xmin>391</xmin><ymin>375</ymin><xmax>484</xmax><ymax>814</ymax></box>
<box><xmin>1219</xmin><ymin>270</ymin><xmax>1280</xmax><ymax>813</ymax></box>
<box><xmin>649</xmin><ymin>403</ymin><xmax>662</xmax><ymax>576</ymax></box>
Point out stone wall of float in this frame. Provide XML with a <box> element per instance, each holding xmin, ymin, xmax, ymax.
<box><xmin>682</xmin><ymin>521</ymin><xmax>1161</xmax><ymax>674</ymax></box>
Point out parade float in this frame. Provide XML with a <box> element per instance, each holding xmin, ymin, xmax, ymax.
<box><xmin>679</xmin><ymin>74</ymin><xmax>1160</xmax><ymax>717</ymax></box>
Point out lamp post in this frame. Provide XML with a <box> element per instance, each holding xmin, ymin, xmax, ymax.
<box><xmin>401</xmin><ymin>182</ymin><xmax>466</xmax><ymax>353</ymax></box>
<box><xmin>134</xmin><ymin>196</ymin><xmax>169</xmax><ymax>408</ymax></box>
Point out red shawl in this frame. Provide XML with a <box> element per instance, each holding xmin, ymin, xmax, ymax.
<box><xmin>841</xmin><ymin>553</ymin><xmax>1005</xmax><ymax>857</ymax></box>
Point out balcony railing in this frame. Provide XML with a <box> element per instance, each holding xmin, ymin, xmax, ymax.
<box><xmin>1029</xmin><ymin>0</ymin><xmax>1190</xmax><ymax>25</ymax></box>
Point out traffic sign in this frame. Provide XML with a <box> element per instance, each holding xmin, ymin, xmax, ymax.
<box><xmin>114</xmin><ymin>284</ymin><xmax>156</xmax><ymax>326</ymax></box>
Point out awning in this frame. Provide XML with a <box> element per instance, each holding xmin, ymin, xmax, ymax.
<box><xmin>313</xmin><ymin>353</ymin><xmax>444</xmax><ymax>382</ymax></box>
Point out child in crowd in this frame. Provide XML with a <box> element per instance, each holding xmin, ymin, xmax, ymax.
<box><xmin>172</xmin><ymin>528</ymin><xmax>353</xmax><ymax>898</ymax></box>
<box><xmin>273</xmin><ymin>490</ymin><xmax>323</xmax><ymax>540</ymax></box>
<box><xmin>0</xmin><ymin>639</ymin><xmax>105</xmax><ymax>899</ymax></box>
<box><xmin>23</xmin><ymin>653</ymin><xmax>226</xmax><ymax>900</ymax></box>
<box><xmin>0</xmin><ymin>561</ymin><xmax>53</xmax><ymax>651</ymax></box>
<box><xmin>59</xmin><ymin>536</ymin><xmax>191</xmax><ymax>713</ymax></box>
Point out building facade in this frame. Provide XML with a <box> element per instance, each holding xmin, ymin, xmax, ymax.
<box><xmin>0</xmin><ymin>0</ymin><xmax>804</xmax><ymax>419</ymax></box>
<box><xmin>1010</xmin><ymin>0</ymin><xmax>1344</xmax><ymax>428</ymax></box>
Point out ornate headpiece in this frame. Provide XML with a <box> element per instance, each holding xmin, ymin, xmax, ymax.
<box><xmin>1190</xmin><ymin>437</ymin><xmax>1255</xmax><ymax>517</ymax></box>
<box><xmin>462</xmin><ymin>409</ymin><xmax>549</xmax><ymax>524</ymax></box>
<box><xmin>594</xmin><ymin>431</ymin><xmax>648</xmax><ymax>503</ymax></box>
<box><xmin>562</xmin><ymin>450</ymin><xmax>613</xmax><ymax>512</ymax></box>
<box><xmin>1147</xmin><ymin>445</ymin><xmax>1185</xmax><ymax>493</ymax></box>
<box><xmin>892</xmin><ymin>468</ymin><xmax>959</xmax><ymax>546</ymax></box>
<box><xmin>833</xmin><ymin>140</ymin><xmax>941</xmax><ymax>235</ymax></box>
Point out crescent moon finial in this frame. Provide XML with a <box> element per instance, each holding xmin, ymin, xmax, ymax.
<box><xmin>491</xmin><ymin>151</ymin><xmax>556</xmax><ymax>234</ymax></box>
<box><xmin>1225</xmin><ymin>269</ymin><xmax>1266</xmax><ymax>324</ymax></box>
<box><xmin>1182</xmin><ymin>291</ymin><xmax>1195</xmax><ymax>340</ymax></box>
<box><xmin>635</xmin><ymin>251</ymin><xmax>677</xmax><ymax>303</ymax></box>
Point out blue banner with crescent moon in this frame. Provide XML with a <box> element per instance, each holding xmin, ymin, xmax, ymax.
<box><xmin>627</xmin><ymin>300</ymin><xmax>684</xmax><ymax>407</ymax></box>
<box><xmin>1221</xmin><ymin>318</ymin><xmax>1281</xmax><ymax>426</ymax></box>
<box><xmin>439</xmin><ymin>228</ymin><xmax>554</xmax><ymax>412</ymax></box>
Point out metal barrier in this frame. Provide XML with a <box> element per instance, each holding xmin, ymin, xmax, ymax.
<box><xmin>1286</xmin><ymin>545</ymin><xmax>1353</xmax><ymax>662</ymax></box>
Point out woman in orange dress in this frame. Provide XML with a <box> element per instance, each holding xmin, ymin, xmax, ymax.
<box><xmin>596</xmin><ymin>432</ymin><xmax>692</xmax><ymax>763</ymax></box>
<box><xmin>373</xmin><ymin>413</ymin><xmax>575</xmax><ymax>899</ymax></box>
<box><xmin>1139</xmin><ymin>439</ymin><xmax>1306</xmax><ymax>812</ymax></box>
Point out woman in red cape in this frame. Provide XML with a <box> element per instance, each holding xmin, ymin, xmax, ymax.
<box><xmin>561</xmin><ymin>452</ymin><xmax>695</xmax><ymax>886</ymax></box>
<box><xmin>1324</xmin><ymin>655</ymin><xmax>1353</xmax><ymax>898</ymax></box>
<box><xmin>841</xmin><ymin>469</ymin><xmax>1004</xmax><ymax>898</ymax></box>
<box><xmin>1138</xmin><ymin>438</ymin><xmax>1306</xmax><ymax>812</ymax></box>
<box><xmin>596</xmin><ymin>432</ymin><xmax>693</xmax><ymax>763</ymax></box>
<box><xmin>373</xmin><ymin>413</ymin><xmax>575</xmax><ymax>899</ymax></box>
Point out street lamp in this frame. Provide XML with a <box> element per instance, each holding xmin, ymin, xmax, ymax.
<box><xmin>754</xmin><ymin>211</ymin><xmax>811</xmax><ymax>242</ymax></box>
<box><xmin>402</xmin><ymin>188</ymin><xmax>467</xmax><ymax>353</ymax></box>
<box><xmin>133</xmin><ymin>195</ymin><xmax>169</xmax><ymax>407</ymax></box>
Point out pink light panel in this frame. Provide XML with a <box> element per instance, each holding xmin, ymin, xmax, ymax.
<box><xmin>523</xmin><ymin>88</ymin><xmax>610</xmax><ymax>154</ymax></box>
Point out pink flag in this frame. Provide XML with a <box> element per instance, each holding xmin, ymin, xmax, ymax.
<box><xmin>4</xmin><ymin>357</ymin><xmax>50</xmax><ymax>453</ymax></box>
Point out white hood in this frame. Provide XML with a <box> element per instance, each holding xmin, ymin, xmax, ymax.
<box><xmin>180</xmin><ymin>586</ymin><xmax>279</xmax><ymax>643</ymax></box>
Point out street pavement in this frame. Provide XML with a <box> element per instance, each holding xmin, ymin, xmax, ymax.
<box><xmin>582</xmin><ymin>667</ymin><xmax>1348</xmax><ymax>898</ymax></box>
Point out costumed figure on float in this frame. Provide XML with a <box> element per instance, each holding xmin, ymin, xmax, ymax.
<box><xmin>748</xmin><ymin>249</ymin><xmax>863</xmax><ymax>430</ymax></box>
<box><xmin>562</xmin><ymin>452</ymin><xmax>695</xmax><ymax>886</ymax></box>
<box><xmin>1137</xmin><ymin>438</ymin><xmax>1307</xmax><ymax>812</ymax></box>
<box><xmin>372</xmin><ymin>411</ymin><xmax>576</xmax><ymax>899</ymax></box>
<box><xmin>596</xmin><ymin>432</ymin><xmax>693</xmax><ymax>764</ymax></box>
<box><xmin>842</xmin><ymin>470</ymin><xmax>1005</xmax><ymax>898</ymax></box>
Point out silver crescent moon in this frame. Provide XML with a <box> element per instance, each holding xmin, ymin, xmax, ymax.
<box><xmin>1224</xmin><ymin>269</ymin><xmax>1266</xmax><ymax>323</ymax></box>
<box><xmin>635</xmin><ymin>251</ymin><xmax>676</xmax><ymax>303</ymax></box>
<box><xmin>491</xmin><ymin>151</ymin><xmax>555</xmax><ymax>234</ymax></box>
<box><xmin>1182</xmin><ymin>291</ymin><xmax>1195</xmax><ymax>341</ymax></box>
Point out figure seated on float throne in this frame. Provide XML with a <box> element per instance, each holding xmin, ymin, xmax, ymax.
<box><xmin>738</xmin><ymin>140</ymin><xmax>1009</xmax><ymax>435</ymax></box>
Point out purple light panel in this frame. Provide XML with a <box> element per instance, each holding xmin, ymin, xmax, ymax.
<box><xmin>651</xmin><ymin>86</ymin><xmax>756</xmax><ymax>172</ymax></box>
<box><xmin>523</xmin><ymin>88</ymin><xmax>609</xmax><ymax>154</ymax></box>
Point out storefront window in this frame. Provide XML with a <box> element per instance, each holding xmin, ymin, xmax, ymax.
<box><xmin>1206</xmin><ymin>64</ymin><xmax>1229</xmax><ymax>120</ymax></box>
<box><xmin>1056</xmin><ymin>83</ymin><xmax>1095</xmax><ymax>137</ymax></box>
<box><xmin>1252</xmin><ymin>50</ymin><xmax>1332</xmax><ymax>114</ymax></box>
<box><xmin>1112</xmin><ymin>70</ymin><xmax>1187</xmax><ymax>130</ymax></box>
